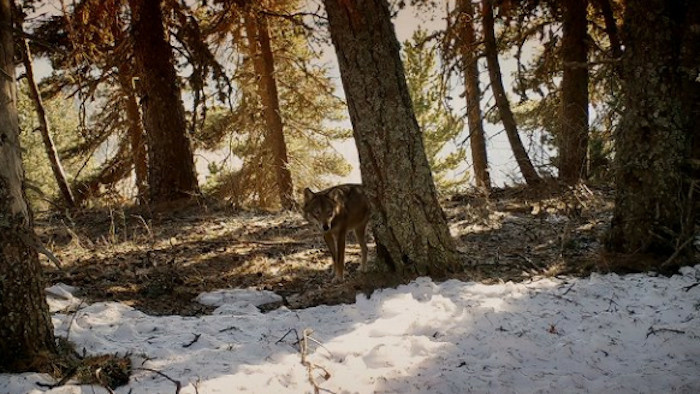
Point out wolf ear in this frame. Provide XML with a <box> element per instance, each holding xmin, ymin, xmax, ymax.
<box><xmin>328</xmin><ymin>188</ymin><xmax>344</xmax><ymax>203</ymax></box>
<box><xmin>303</xmin><ymin>187</ymin><xmax>315</xmax><ymax>202</ymax></box>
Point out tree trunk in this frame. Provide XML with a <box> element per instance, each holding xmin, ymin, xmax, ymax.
<box><xmin>481</xmin><ymin>0</ymin><xmax>541</xmax><ymax>185</ymax></box>
<box><xmin>112</xmin><ymin>13</ymin><xmax>148</xmax><ymax>203</ymax></box>
<box><xmin>323</xmin><ymin>0</ymin><xmax>461</xmax><ymax>277</ymax></box>
<box><xmin>558</xmin><ymin>0</ymin><xmax>589</xmax><ymax>184</ymax></box>
<box><xmin>18</xmin><ymin>26</ymin><xmax>75</xmax><ymax>207</ymax></box>
<box><xmin>593</xmin><ymin>0</ymin><xmax>622</xmax><ymax>69</ymax></box>
<box><xmin>457</xmin><ymin>0</ymin><xmax>490</xmax><ymax>191</ymax></box>
<box><xmin>128</xmin><ymin>0</ymin><xmax>199</xmax><ymax>204</ymax></box>
<box><xmin>117</xmin><ymin>66</ymin><xmax>148</xmax><ymax>203</ymax></box>
<box><xmin>242</xmin><ymin>11</ymin><xmax>295</xmax><ymax>209</ymax></box>
<box><xmin>0</xmin><ymin>0</ymin><xmax>57</xmax><ymax>372</ymax></box>
<box><xmin>608</xmin><ymin>0</ymin><xmax>699</xmax><ymax>266</ymax></box>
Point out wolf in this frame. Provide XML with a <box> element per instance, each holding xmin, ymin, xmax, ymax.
<box><xmin>302</xmin><ymin>184</ymin><xmax>370</xmax><ymax>282</ymax></box>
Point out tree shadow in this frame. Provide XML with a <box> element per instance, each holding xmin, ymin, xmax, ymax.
<box><xmin>38</xmin><ymin>184</ymin><xmax>612</xmax><ymax>316</ymax></box>
<box><xmin>43</xmin><ymin>265</ymin><xmax>700</xmax><ymax>393</ymax></box>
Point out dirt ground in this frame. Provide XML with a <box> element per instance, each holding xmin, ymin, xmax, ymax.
<box><xmin>37</xmin><ymin>184</ymin><xmax>619</xmax><ymax>316</ymax></box>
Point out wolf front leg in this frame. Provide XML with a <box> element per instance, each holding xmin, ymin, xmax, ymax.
<box><xmin>332</xmin><ymin>227</ymin><xmax>347</xmax><ymax>282</ymax></box>
<box><xmin>323</xmin><ymin>232</ymin><xmax>337</xmax><ymax>264</ymax></box>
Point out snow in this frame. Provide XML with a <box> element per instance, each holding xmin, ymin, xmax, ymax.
<box><xmin>2</xmin><ymin>267</ymin><xmax>700</xmax><ymax>394</ymax></box>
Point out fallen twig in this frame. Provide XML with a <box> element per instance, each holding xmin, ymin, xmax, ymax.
<box><xmin>661</xmin><ymin>236</ymin><xmax>696</xmax><ymax>268</ymax></box>
<box><xmin>135</xmin><ymin>367</ymin><xmax>182</xmax><ymax>393</ymax></box>
<box><xmin>276</xmin><ymin>328</ymin><xmax>300</xmax><ymax>345</ymax></box>
<box><xmin>683</xmin><ymin>282</ymin><xmax>700</xmax><ymax>292</ymax></box>
<box><xmin>36</xmin><ymin>365</ymin><xmax>79</xmax><ymax>389</ymax></box>
<box><xmin>646</xmin><ymin>326</ymin><xmax>686</xmax><ymax>338</ymax></box>
<box><xmin>561</xmin><ymin>282</ymin><xmax>576</xmax><ymax>296</ymax></box>
<box><xmin>300</xmin><ymin>328</ymin><xmax>332</xmax><ymax>394</ymax></box>
<box><xmin>66</xmin><ymin>299</ymin><xmax>87</xmax><ymax>342</ymax></box>
<box><xmin>182</xmin><ymin>333</ymin><xmax>201</xmax><ymax>348</ymax></box>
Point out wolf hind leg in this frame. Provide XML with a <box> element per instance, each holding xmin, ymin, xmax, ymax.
<box><xmin>354</xmin><ymin>222</ymin><xmax>368</xmax><ymax>272</ymax></box>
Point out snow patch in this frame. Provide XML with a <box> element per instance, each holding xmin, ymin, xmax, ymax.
<box><xmin>1</xmin><ymin>266</ymin><xmax>699</xmax><ymax>393</ymax></box>
<box><xmin>45</xmin><ymin>283</ymin><xmax>81</xmax><ymax>312</ymax></box>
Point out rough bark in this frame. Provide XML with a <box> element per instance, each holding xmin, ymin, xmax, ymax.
<box><xmin>608</xmin><ymin>0</ymin><xmax>699</xmax><ymax>266</ymax></box>
<box><xmin>457</xmin><ymin>0</ymin><xmax>490</xmax><ymax>191</ymax></box>
<box><xmin>18</xmin><ymin>21</ymin><xmax>75</xmax><ymax>207</ymax></box>
<box><xmin>558</xmin><ymin>0</ymin><xmax>589</xmax><ymax>184</ymax></box>
<box><xmin>243</xmin><ymin>11</ymin><xmax>295</xmax><ymax>209</ymax></box>
<box><xmin>481</xmin><ymin>0</ymin><xmax>541</xmax><ymax>185</ymax></box>
<box><xmin>0</xmin><ymin>0</ymin><xmax>57</xmax><ymax>372</ymax></box>
<box><xmin>323</xmin><ymin>0</ymin><xmax>461</xmax><ymax>277</ymax></box>
<box><xmin>128</xmin><ymin>0</ymin><xmax>199</xmax><ymax>204</ymax></box>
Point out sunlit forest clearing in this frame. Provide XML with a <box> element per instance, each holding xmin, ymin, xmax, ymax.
<box><xmin>35</xmin><ymin>185</ymin><xmax>611</xmax><ymax>315</ymax></box>
<box><xmin>0</xmin><ymin>0</ymin><xmax>698</xmax><ymax>392</ymax></box>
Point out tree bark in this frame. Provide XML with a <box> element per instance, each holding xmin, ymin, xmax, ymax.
<box><xmin>323</xmin><ymin>0</ymin><xmax>461</xmax><ymax>277</ymax></box>
<box><xmin>117</xmin><ymin>66</ymin><xmax>148</xmax><ymax>204</ymax></box>
<box><xmin>593</xmin><ymin>0</ymin><xmax>622</xmax><ymax>69</ymax></box>
<box><xmin>481</xmin><ymin>0</ymin><xmax>540</xmax><ymax>185</ymax></box>
<box><xmin>558</xmin><ymin>0</ymin><xmax>589</xmax><ymax>184</ymax></box>
<box><xmin>18</xmin><ymin>21</ymin><xmax>75</xmax><ymax>207</ymax></box>
<box><xmin>0</xmin><ymin>0</ymin><xmax>57</xmax><ymax>372</ymax></box>
<box><xmin>112</xmin><ymin>12</ymin><xmax>148</xmax><ymax>203</ymax></box>
<box><xmin>608</xmin><ymin>0</ymin><xmax>699</xmax><ymax>266</ymax></box>
<box><xmin>457</xmin><ymin>0</ymin><xmax>490</xmax><ymax>191</ymax></box>
<box><xmin>243</xmin><ymin>11</ymin><xmax>295</xmax><ymax>209</ymax></box>
<box><xmin>128</xmin><ymin>0</ymin><xmax>199</xmax><ymax>204</ymax></box>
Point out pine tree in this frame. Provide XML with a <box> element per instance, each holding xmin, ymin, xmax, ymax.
<box><xmin>0</xmin><ymin>0</ymin><xmax>57</xmax><ymax>371</ymax></box>
<box><xmin>200</xmin><ymin>0</ymin><xmax>351</xmax><ymax>209</ymax></box>
<box><xmin>323</xmin><ymin>0</ymin><xmax>461</xmax><ymax>276</ymax></box>
<box><xmin>608</xmin><ymin>0</ymin><xmax>699</xmax><ymax>267</ymax></box>
<box><xmin>402</xmin><ymin>29</ymin><xmax>467</xmax><ymax>193</ymax></box>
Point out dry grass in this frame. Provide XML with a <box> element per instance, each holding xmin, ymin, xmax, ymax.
<box><xmin>37</xmin><ymin>183</ymin><xmax>617</xmax><ymax>316</ymax></box>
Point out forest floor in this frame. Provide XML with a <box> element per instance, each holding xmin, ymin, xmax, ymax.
<box><xmin>37</xmin><ymin>183</ymin><xmax>620</xmax><ymax>316</ymax></box>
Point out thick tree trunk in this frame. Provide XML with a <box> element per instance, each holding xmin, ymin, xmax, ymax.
<box><xmin>19</xmin><ymin>32</ymin><xmax>76</xmax><ymax>207</ymax></box>
<box><xmin>128</xmin><ymin>0</ymin><xmax>199</xmax><ymax>204</ymax></box>
<box><xmin>457</xmin><ymin>0</ymin><xmax>490</xmax><ymax>191</ymax></box>
<box><xmin>608</xmin><ymin>0</ymin><xmax>699</xmax><ymax>266</ymax></box>
<box><xmin>481</xmin><ymin>0</ymin><xmax>540</xmax><ymax>185</ymax></box>
<box><xmin>323</xmin><ymin>0</ymin><xmax>461</xmax><ymax>277</ymax></box>
<box><xmin>558</xmin><ymin>0</ymin><xmax>589</xmax><ymax>184</ymax></box>
<box><xmin>0</xmin><ymin>0</ymin><xmax>57</xmax><ymax>372</ymax></box>
<box><xmin>243</xmin><ymin>11</ymin><xmax>295</xmax><ymax>209</ymax></box>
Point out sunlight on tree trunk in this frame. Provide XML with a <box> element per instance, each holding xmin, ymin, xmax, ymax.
<box><xmin>17</xmin><ymin>12</ymin><xmax>75</xmax><ymax>207</ymax></box>
<box><xmin>323</xmin><ymin>0</ymin><xmax>461</xmax><ymax>277</ymax></box>
<box><xmin>558</xmin><ymin>0</ymin><xmax>589</xmax><ymax>184</ymax></box>
<box><xmin>128</xmin><ymin>0</ymin><xmax>199</xmax><ymax>204</ymax></box>
<box><xmin>0</xmin><ymin>0</ymin><xmax>57</xmax><ymax>372</ymax></box>
<box><xmin>481</xmin><ymin>0</ymin><xmax>540</xmax><ymax>186</ymax></box>
<box><xmin>113</xmin><ymin>15</ymin><xmax>148</xmax><ymax>204</ymax></box>
<box><xmin>243</xmin><ymin>10</ymin><xmax>295</xmax><ymax>209</ymax></box>
<box><xmin>457</xmin><ymin>0</ymin><xmax>490</xmax><ymax>191</ymax></box>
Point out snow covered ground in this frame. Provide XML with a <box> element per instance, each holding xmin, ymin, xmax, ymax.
<box><xmin>2</xmin><ymin>266</ymin><xmax>700</xmax><ymax>394</ymax></box>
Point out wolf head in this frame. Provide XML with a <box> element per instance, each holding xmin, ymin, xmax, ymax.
<box><xmin>303</xmin><ymin>188</ymin><xmax>337</xmax><ymax>232</ymax></box>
